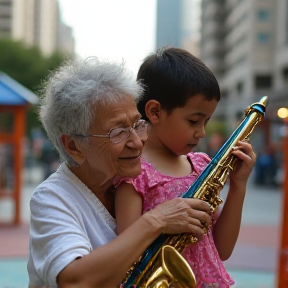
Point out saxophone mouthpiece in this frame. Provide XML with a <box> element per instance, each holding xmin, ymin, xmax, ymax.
<box><xmin>260</xmin><ymin>96</ymin><xmax>268</xmax><ymax>107</ymax></box>
<box><xmin>245</xmin><ymin>96</ymin><xmax>268</xmax><ymax>116</ymax></box>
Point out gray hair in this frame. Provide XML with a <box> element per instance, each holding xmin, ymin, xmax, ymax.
<box><xmin>39</xmin><ymin>56</ymin><xmax>143</xmax><ymax>166</ymax></box>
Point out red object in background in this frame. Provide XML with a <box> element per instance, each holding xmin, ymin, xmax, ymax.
<box><xmin>277</xmin><ymin>123</ymin><xmax>288</xmax><ymax>288</ymax></box>
<box><xmin>0</xmin><ymin>106</ymin><xmax>26</xmax><ymax>225</ymax></box>
<box><xmin>0</xmin><ymin>72</ymin><xmax>39</xmax><ymax>225</ymax></box>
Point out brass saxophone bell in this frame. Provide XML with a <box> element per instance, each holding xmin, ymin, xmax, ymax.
<box><xmin>145</xmin><ymin>245</ymin><xmax>196</xmax><ymax>288</ymax></box>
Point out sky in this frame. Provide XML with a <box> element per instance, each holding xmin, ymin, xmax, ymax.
<box><xmin>58</xmin><ymin>0</ymin><xmax>157</xmax><ymax>77</ymax></box>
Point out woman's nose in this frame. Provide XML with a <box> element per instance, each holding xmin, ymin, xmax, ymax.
<box><xmin>126</xmin><ymin>129</ymin><xmax>145</xmax><ymax>148</ymax></box>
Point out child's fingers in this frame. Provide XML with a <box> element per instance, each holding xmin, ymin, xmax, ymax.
<box><xmin>232</xmin><ymin>140</ymin><xmax>256</xmax><ymax>162</ymax></box>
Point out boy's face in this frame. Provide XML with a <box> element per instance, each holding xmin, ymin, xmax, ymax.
<box><xmin>155</xmin><ymin>94</ymin><xmax>218</xmax><ymax>156</ymax></box>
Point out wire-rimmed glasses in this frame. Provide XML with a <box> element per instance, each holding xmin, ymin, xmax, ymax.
<box><xmin>72</xmin><ymin>119</ymin><xmax>149</xmax><ymax>144</ymax></box>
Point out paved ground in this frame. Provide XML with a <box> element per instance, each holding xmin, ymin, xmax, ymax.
<box><xmin>0</xmin><ymin>165</ymin><xmax>285</xmax><ymax>288</ymax></box>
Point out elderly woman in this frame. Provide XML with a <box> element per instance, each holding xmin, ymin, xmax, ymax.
<box><xmin>27</xmin><ymin>56</ymin><xmax>212</xmax><ymax>288</ymax></box>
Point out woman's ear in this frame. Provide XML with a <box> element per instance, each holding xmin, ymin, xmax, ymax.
<box><xmin>60</xmin><ymin>134</ymin><xmax>86</xmax><ymax>165</ymax></box>
<box><xmin>145</xmin><ymin>100</ymin><xmax>161</xmax><ymax>124</ymax></box>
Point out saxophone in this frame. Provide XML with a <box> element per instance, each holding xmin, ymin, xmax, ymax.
<box><xmin>122</xmin><ymin>96</ymin><xmax>268</xmax><ymax>288</ymax></box>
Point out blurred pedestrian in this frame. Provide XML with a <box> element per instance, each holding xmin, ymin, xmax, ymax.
<box><xmin>207</xmin><ymin>132</ymin><xmax>226</xmax><ymax>158</ymax></box>
<box><xmin>254</xmin><ymin>145</ymin><xmax>278</xmax><ymax>186</ymax></box>
<box><xmin>40</xmin><ymin>138</ymin><xmax>60</xmax><ymax>180</ymax></box>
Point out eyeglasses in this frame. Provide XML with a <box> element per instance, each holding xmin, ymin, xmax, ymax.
<box><xmin>72</xmin><ymin>119</ymin><xmax>149</xmax><ymax>144</ymax></box>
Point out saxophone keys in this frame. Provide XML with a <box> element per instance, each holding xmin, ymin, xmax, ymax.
<box><xmin>232</xmin><ymin>145</ymin><xmax>239</xmax><ymax>151</ymax></box>
<box><xmin>200</xmin><ymin>221</ymin><xmax>210</xmax><ymax>235</ymax></box>
<box><xmin>189</xmin><ymin>235</ymin><xmax>199</xmax><ymax>243</ymax></box>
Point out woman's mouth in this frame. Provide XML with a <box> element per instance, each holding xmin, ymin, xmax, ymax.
<box><xmin>118</xmin><ymin>155</ymin><xmax>141</xmax><ymax>160</ymax></box>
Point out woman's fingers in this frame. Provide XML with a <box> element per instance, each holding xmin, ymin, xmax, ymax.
<box><xmin>184</xmin><ymin>198</ymin><xmax>212</xmax><ymax>212</ymax></box>
<box><xmin>154</xmin><ymin>198</ymin><xmax>212</xmax><ymax>235</ymax></box>
<box><xmin>185</xmin><ymin>208</ymin><xmax>211</xmax><ymax>227</ymax></box>
<box><xmin>184</xmin><ymin>198</ymin><xmax>212</xmax><ymax>227</ymax></box>
<box><xmin>187</xmin><ymin>223</ymin><xmax>207</xmax><ymax>240</ymax></box>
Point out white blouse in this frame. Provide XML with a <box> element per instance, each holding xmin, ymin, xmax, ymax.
<box><xmin>27</xmin><ymin>163</ymin><xmax>116</xmax><ymax>288</ymax></box>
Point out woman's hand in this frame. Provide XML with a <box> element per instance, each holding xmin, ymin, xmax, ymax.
<box><xmin>146</xmin><ymin>198</ymin><xmax>212</xmax><ymax>240</ymax></box>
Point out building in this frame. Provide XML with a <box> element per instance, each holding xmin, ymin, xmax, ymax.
<box><xmin>0</xmin><ymin>0</ymin><xmax>12</xmax><ymax>38</ymax></box>
<box><xmin>0</xmin><ymin>0</ymin><xmax>75</xmax><ymax>56</ymax></box>
<box><xmin>201</xmin><ymin>0</ymin><xmax>288</xmax><ymax>146</ymax></box>
<box><xmin>156</xmin><ymin>0</ymin><xmax>201</xmax><ymax>57</ymax></box>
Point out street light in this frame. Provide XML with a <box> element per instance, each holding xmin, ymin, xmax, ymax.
<box><xmin>277</xmin><ymin>107</ymin><xmax>288</xmax><ymax>119</ymax></box>
<box><xmin>276</xmin><ymin>106</ymin><xmax>288</xmax><ymax>288</ymax></box>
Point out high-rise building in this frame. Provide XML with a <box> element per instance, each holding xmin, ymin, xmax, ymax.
<box><xmin>156</xmin><ymin>0</ymin><xmax>201</xmax><ymax>57</ymax></box>
<box><xmin>0</xmin><ymin>0</ymin><xmax>12</xmax><ymax>38</ymax></box>
<box><xmin>156</xmin><ymin>0</ymin><xmax>182</xmax><ymax>49</ymax></box>
<box><xmin>201</xmin><ymin>0</ymin><xmax>288</xmax><ymax>141</ymax></box>
<box><xmin>181</xmin><ymin>0</ymin><xmax>202</xmax><ymax>56</ymax></box>
<box><xmin>0</xmin><ymin>0</ymin><xmax>74</xmax><ymax>56</ymax></box>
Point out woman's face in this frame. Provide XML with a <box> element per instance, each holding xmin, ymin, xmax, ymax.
<box><xmin>81</xmin><ymin>95</ymin><xmax>145</xmax><ymax>184</ymax></box>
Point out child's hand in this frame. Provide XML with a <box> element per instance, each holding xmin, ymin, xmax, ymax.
<box><xmin>229</xmin><ymin>140</ymin><xmax>256</xmax><ymax>188</ymax></box>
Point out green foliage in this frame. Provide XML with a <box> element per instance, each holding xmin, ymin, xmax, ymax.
<box><xmin>205</xmin><ymin>119</ymin><xmax>228</xmax><ymax>138</ymax></box>
<box><xmin>0</xmin><ymin>38</ymin><xmax>71</xmax><ymax>136</ymax></box>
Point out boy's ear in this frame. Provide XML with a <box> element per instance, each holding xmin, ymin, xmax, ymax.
<box><xmin>145</xmin><ymin>100</ymin><xmax>161</xmax><ymax>123</ymax></box>
<box><xmin>60</xmin><ymin>134</ymin><xmax>86</xmax><ymax>165</ymax></box>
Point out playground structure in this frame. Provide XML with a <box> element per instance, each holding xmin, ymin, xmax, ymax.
<box><xmin>0</xmin><ymin>72</ymin><xmax>38</xmax><ymax>225</ymax></box>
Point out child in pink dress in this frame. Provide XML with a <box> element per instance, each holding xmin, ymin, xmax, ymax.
<box><xmin>114</xmin><ymin>47</ymin><xmax>256</xmax><ymax>288</ymax></box>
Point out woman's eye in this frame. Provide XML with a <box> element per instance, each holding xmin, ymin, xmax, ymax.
<box><xmin>111</xmin><ymin>128</ymin><xmax>126</xmax><ymax>137</ymax></box>
<box><xmin>117</xmin><ymin>128</ymin><xmax>126</xmax><ymax>135</ymax></box>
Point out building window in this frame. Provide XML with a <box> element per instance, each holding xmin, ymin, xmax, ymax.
<box><xmin>221</xmin><ymin>89</ymin><xmax>228</xmax><ymax>98</ymax></box>
<box><xmin>257</xmin><ymin>33</ymin><xmax>271</xmax><ymax>43</ymax></box>
<box><xmin>256</xmin><ymin>10</ymin><xmax>270</xmax><ymax>21</ymax></box>
<box><xmin>282</xmin><ymin>67</ymin><xmax>288</xmax><ymax>79</ymax></box>
<box><xmin>0</xmin><ymin>1</ymin><xmax>11</xmax><ymax>6</ymax></box>
<box><xmin>255</xmin><ymin>75</ymin><xmax>272</xmax><ymax>89</ymax></box>
<box><xmin>236</xmin><ymin>111</ymin><xmax>244</xmax><ymax>121</ymax></box>
<box><xmin>236</xmin><ymin>81</ymin><xmax>244</xmax><ymax>94</ymax></box>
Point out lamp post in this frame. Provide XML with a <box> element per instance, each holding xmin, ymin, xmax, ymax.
<box><xmin>277</xmin><ymin>107</ymin><xmax>288</xmax><ymax>288</ymax></box>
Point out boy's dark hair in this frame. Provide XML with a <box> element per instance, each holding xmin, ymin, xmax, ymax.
<box><xmin>136</xmin><ymin>47</ymin><xmax>221</xmax><ymax>121</ymax></box>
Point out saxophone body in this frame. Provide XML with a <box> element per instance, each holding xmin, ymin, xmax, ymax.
<box><xmin>122</xmin><ymin>96</ymin><xmax>268</xmax><ymax>288</ymax></box>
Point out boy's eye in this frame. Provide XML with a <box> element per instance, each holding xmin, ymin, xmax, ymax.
<box><xmin>204</xmin><ymin>118</ymin><xmax>210</xmax><ymax>125</ymax></box>
<box><xmin>188</xmin><ymin>120</ymin><xmax>198</xmax><ymax>124</ymax></box>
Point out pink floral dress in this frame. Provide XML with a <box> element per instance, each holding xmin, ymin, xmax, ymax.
<box><xmin>114</xmin><ymin>152</ymin><xmax>235</xmax><ymax>288</ymax></box>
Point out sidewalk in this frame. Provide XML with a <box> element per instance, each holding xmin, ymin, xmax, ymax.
<box><xmin>0</xmin><ymin>166</ymin><xmax>284</xmax><ymax>288</ymax></box>
<box><xmin>0</xmin><ymin>166</ymin><xmax>42</xmax><ymax>288</ymax></box>
<box><xmin>224</xmin><ymin>181</ymin><xmax>282</xmax><ymax>287</ymax></box>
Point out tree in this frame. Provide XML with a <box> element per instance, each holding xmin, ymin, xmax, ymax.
<box><xmin>0</xmin><ymin>38</ymin><xmax>70</xmax><ymax>136</ymax></box>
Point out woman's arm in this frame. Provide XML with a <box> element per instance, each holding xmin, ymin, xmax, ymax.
<box><xmin>57</xmin><ymin>211</ymin><xmax>163</xmax><ymax>288</ymax></box>
<box><xmin>213</xmin><ymin>140</ymin><xmax>256</xmax><ymax>260</ymax></box>
<box><xmin>58</xmin><ymin>197</ymin><xmax>212</xmax><ymax>288</ymax></box>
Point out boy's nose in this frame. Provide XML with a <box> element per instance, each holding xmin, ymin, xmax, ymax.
<box><xmin>195</xmin><ymin>128</ymin><xmax>206</xmax><ymax>139</ymax></box>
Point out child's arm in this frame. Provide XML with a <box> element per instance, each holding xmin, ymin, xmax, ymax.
<box><xmin>115</xmin><ymin>182</ymin><xmax>143</xmax><ymax>235</ymax></box>
<box><xmin>212</xmin><ymin>140</ymin><xmax>256</xmax><ymax>261</ymax></box>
